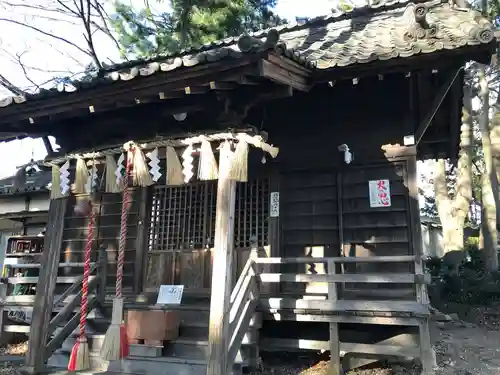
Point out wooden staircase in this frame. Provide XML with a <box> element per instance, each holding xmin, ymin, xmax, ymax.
<box><xmin>0</xmin><ymin>244</ymin><xmax>108</xmax><ymax>371</ymax></box>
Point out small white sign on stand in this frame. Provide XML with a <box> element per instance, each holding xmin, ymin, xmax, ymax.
<box><xmin>156</xmin><ymin>285</ymin><xmax>184</xmax><ymax>305</ymax></box>
<box><xmin>368</xmin><ymin>179</ymin><xmax>391</xmax><ymax>208</ymax></box>
<box><xmin>270</xmin><ymin>192</ymin><xmax>280</xmax><ymax>217</ymax></box>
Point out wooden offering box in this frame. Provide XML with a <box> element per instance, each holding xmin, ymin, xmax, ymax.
<box><xmin>126</xmin><ymin>310</ymin><xmax>180</xmax><ymax>345</ymax></box>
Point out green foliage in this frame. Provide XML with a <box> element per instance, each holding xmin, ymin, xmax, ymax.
<box><xmin>110</xmin><ymin>0</ymin><xmax>285</xmax><ymax>59</ymax></box>
<box><xmin>426</xmin><ymin>245</ymin><xmax>500</xmax><ymax>306</ymax></box>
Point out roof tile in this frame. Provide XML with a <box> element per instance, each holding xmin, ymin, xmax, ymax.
<box><xmin>0</xmin><ymin>0</ymin><xmax>494</xmax><ymax>110</ymax></box>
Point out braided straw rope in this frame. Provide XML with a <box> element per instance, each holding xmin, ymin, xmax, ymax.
<box><xmin>43</xmin><ymin>131</ymin><xmax>279</xmax><ymax>166</ymax></box>
<box><xmin>79</xmin><ymin>204</ymin><xmax>94</xmax><ymax>341</ymax></box>
<box><xmin>116</xmin><ymin>148</ymin><xmax>132</xmax><ymax>298</ymax></box>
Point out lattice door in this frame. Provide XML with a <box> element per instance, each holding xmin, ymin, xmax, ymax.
<box><xmin>145</xmin><ymin>178</ymin><xmax>269</xmax><ymax>292</ymax></box>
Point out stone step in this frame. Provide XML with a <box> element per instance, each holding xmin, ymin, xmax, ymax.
<box><xmin>60</xmin><ymin>334</ymin><xmax>106</xmax><ymax>352</ymax></box>
<box><xmin>47</xmin><ymin>349</ymin><xmax>108</xmax><ymax>372</ymax></box>
<box><xmin>164</xmin><ymin>338</ymin><xmax>208</xmax><ymax>361</ymax></box>
<box><xmin>106</xmin><ymin>356</ymin><xmax>243</xmax><ymax>375</ymax></box>
<box><xmin>179</xmin><ymin>321</ymin><xmax>208</xmax><ymax>339</ymax></box>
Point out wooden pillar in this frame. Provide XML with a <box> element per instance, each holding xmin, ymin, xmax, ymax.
<box><xmin>135</xmin><ymin>186</ymin><xmax>151</xmax><ymax>294</ymax></box>
<box><xmin>25</xmin><ymin>198</ymin><xmax>67</xmax><ymax>374</ymax></box>
<box><xmin>327</xmin><ymin>259</ymin><xmax>341</xmax><ymax>375</ymax></box>
<box><xmin>206</xmin><ymin>144</ymin><xmax>237</xmax><ymax>375</ymax></box>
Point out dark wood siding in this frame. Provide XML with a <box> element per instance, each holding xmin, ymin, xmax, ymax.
<box><xmin>260</xmin><ymin>75</ymin><xmax>421</xmax><ymax>298</ymax></box>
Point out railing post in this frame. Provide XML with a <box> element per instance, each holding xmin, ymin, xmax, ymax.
<box><xmin>327</xmin><ymin>259</ymin><xmax>341</xmax><ymax>375</ymax></box>
<box><xmin>0</xmin><ymin>282</ymin><xmax>6</xmax><ymax>341</ymax></box>
<box><xmin>97</xmin><ymin>246</ymin><xmax>108</xmax><ymax>305</ymax></box>
<box><xmin>25</xmin><ymin>198</ymin><xmax>67</xmax><ymax>375</ymax></box>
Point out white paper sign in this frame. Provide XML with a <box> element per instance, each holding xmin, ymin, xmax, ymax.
<box><xmin>156</xmin><ymin>285</ymin><xmax>184</xmax><ymax>305</ymax></box>
<box><xmin>270</xmin><ymin>192</ymin><xmax>280</xmax><ymax>217</ymax></box>
<box><xmin>368</xmin><ymin>179</ymin><xmax>391</xmax><ymax>208</ymax></box>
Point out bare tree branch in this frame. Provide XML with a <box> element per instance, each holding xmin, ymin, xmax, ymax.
<box><xmin>0</xmin><ymin>16</ymin><xmax>92</xmax><ymax>57</ymax></box>
<box><xmin>0</xmin><ymin>73</ymin><xmax>24</xmax><ymax>95</ymax></box>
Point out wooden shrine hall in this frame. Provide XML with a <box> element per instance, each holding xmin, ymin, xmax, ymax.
<box><xmin>0</xmin><ymin>0</ymin><xmax>495</xmax><ymax>374</ymax></box>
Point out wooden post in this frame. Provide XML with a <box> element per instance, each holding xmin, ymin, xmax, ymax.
<box><xmin>267</xmin><ymin>168</ymin><xmax>280</xmax><ymax>296</ymax></box>
<box><xmin>24</xmin><ymin>198</ymin><xmax>67</xmax><ymax>374</ymax></box>
<box><xmin>97</xmin><ymin>246</ymin><xmax>108</xmax><ymax>304</ymax></box>
<box><xmin>0</xmin><ymin>281</ymin><xmax>6</xmax><ymax>340</ymax></box>
<box><xmin>407</xmin><ymin>152</ymin><xmax>436</xmax><ymax>373</ymax></box>
<box><xmin>327</xmin><ymin>259</ymin><xmax>341</xmax><ymax>375</ymax></box>
<box><xmin>206</xmin><ymin>143</ymin><xmax>237</xmax><ymax>375</ymax></box>
<box><xmin>135</xmin><ymin>186</ymin><xmax>151</xmax><ymax>294</ymax></box>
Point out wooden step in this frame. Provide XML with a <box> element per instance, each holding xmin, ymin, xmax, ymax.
<box><xmin>260</xmin><ymin>298</ymin><xmax>430</xmax><ymax>317</ymax></box>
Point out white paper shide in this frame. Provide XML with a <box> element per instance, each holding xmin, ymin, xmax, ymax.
<box><xmin>368</xmin><ymin>179</ymin><xmax>391</xmax><ymax>208</ymax></box>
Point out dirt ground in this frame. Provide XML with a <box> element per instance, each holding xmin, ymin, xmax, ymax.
<box><xmin>2</xmin><ymin>307</ymin><xmax>500</xmax><ymax>375</ymax></box>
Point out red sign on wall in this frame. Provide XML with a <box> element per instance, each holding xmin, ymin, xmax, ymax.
<box><xmin>368</xmin><ymin>179</ymin><xmax>391</xmax><ymax>208</ymax></box>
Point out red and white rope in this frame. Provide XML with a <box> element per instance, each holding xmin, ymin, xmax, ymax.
<box><xmin>116</xmin><ymin>149</ymin><xmax>132</xmax><ymax>298</ymax></box>
<box><xmin>79</xmin><ymin>204</ymin><xmax>94</xmax><ymax>340</ymax></box>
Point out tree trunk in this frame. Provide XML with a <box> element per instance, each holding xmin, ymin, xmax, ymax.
<box><xmin>478</xmin><ymin>67</ymin><xmax>499</xmax><ymax>271</ymax></box>
<box><xmin>434</xmin><ymin>84</ymin><xmax>473</xmax><ymax>254</ymax></box>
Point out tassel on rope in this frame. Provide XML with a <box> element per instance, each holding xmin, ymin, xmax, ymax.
<box><xmin>74</xmin><ymin>157</ymin><xmax>89</xmax><ymax>194</ymax></box>
<box><xmin>68</xmin><ymin>200</ymin><xmax>94</xmax><ymax>371</ymax></box>
<box><xmin>105</xmin><ymin>155</ymin><xmax>123</xmax><ymax>193</ymax></box>
<box><xmin>229</xmin><ymin>140</ymin><xmax>248</xmax><ymax>182</ymax></box>
<box><xmin>130</xmin><ymin>143</ymin><xmax>154</xmax><ymax>187</ymax></box>
<box><xmin>100</xmin><ymin>147</ymin><xmax>132</xmax><ymax>361</ymax></box>
<box><xmin>198</xmin><ymin>140</ymin><xmax>218</xmax><ymax>180</ymax></box>
<box><xmin>166</xmin><ymin>146</ymin><xmax>184</xmax><ymax>185</ymax></box>
<box><xmin>50</xmin><ymin>164</ymin><xmax>62</xmax><ymax>199</ymax></box>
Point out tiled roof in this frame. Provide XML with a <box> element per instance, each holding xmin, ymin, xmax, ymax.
<box><xmin>0</xmin><ymin>169</ymin><xmax>51</xmax><ymax>196</ymax></box>
<box><xmin>0</xmin><ymin>0</ymin><xmax>494</xmax><ymax>109</ymax></box>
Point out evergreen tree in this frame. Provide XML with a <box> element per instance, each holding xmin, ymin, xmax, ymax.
<box><xmin>110</xmin><ymin>0</ymin><xmax>285</xmax><ymax>59</ymax></box>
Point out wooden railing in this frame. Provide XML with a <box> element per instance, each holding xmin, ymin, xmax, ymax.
<box><xmin>0</xmin><ymin>247</ymin><xmax>108</xmax><ymax>364</ymax></box>
<box><xmin>253</xmin><ymin>255</ymin><xmax>433</xmax><ymax>375</ymax></box>
<box><xmin>225</xmin><ymin>255</ymin><xmax>260</xmax><ymax>373</ymax></box>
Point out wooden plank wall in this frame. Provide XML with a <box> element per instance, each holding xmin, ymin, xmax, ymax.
<box><xmin>280</xmin><ymin>169</ymin><xmax>340</xmax><ymax>294</ymax></box>
<box><xmin>340</xmin><ymin>162</ymin><xmax>414</xmax><ymax>298</ymax></box>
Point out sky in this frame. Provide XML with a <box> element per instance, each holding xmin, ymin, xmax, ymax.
<box><xmin>0</xmin><ymin>0</ymin><xmax>339</xmax><ymax>179</ymax></box>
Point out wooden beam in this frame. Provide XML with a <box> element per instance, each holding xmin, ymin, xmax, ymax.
<box><xmin>313</xmin><ymin>44</ymin><xmax>493</xmax><ymax>85</ymax></box>
<box><xmin>24</xmin><ymin>198</ymin><xmax>67</xmax><ymax>375</ymax></box>
<box><xmin>206</xmin><ymin>145</ymin><xmax>237</xmax><ymax>375</ymax></box>
<box><xmin>260</xmin><ymin>298</ymin><xmax>430</xmax><ymax>315</ymax></box>
<box><xmin>0</xmin><ymin>58</ymin><xmax>258</xmax><ymax>125</ymax></box>
<box><xmin>257</xmin><ymin>273</ymin><xmax>429</xmax><ymax>284</ymax></box>
<box><xmin>235</xmin><ymin>76</ymin><xmax>259</xmax><ymax>85</ymax></box>
<box><xmin>266</xmin><ymin>53</ymin><xmax>312</xmax><ymax>77</ymax></box>
<box><xmin>414</xmin><ymin>67</ymin><xmax>462</xmax><ymax>145</ymax></box>
<box><xmin>209</xmin><ymin>81</ymin><xmax>236</xmax><ymax>90</ymax></box>
<box><xmin>183</xmin><ymin>86</ymin><xmax>209</xmax><ymax>95</ymax></box>
<box><xmin>259</xmin><ymin>59</ymin><xmax>310</xmax><ymax>92</ymax></box>
<box><xmin>259</xmin><ymin>337</ymin><xmax>421</xmax><ymax>358</ymax></box>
